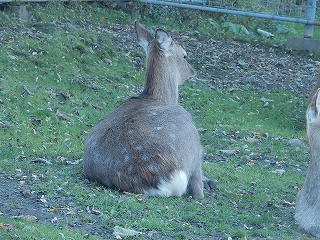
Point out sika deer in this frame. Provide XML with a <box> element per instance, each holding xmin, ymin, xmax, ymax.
<box><xmin>295</xmin><ymin>88</ymin><xmax>320</xmax><ymax>237</ymax></box>
<box><xmin>83</xmin><ymin>22</ymin><xmax>210</xmax><ymax>199</ymax></box>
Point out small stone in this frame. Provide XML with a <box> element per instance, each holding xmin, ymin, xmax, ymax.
<box><xmin>242</xmin><ymin>76</ymin><xmax>255</xmax><ymax>84</ymax></box>
<box><xmin>103</xmin><ymin>58</ymin><xmax>113</xmax><ymax>65</ymax></box>
<box><xmin>276</xmin><ymin>60</ymin><xmax>285</xmax><ymax>67</ymax></box>
<box><xmin>302</xmin><ymin>63</ymin><xmax>314</xmax><ymax>69</ymax></box>
<box><xmin>272</xmin><ymin>169</ymin><xmax>285</xmax><ymax>175</ymax></box>
<box><xmin>288</xmin><ymin>139</ymin><xmax>303</xmax><ymax>147</ymax></box>
<box><xmin>64</xmin><ymin>22</ymin><xmax>77</xmax><ymax>30</ymax></box>
<box><xmin>0</xmin><ymin>28</ymin><xmax>6</xmax><ymax>39</ymax></box>
<box><xmin>21</xmin><ymin>190</ymin><xmax>31</xmax><ymax>198</ymax></box>
<box><xmin>123</xmin><ymin>72</ymin><xmax>131</xmax><ymax>78</ymax></box>
<box><xmin>67</xmin><ymin>35</ymin><xmax>76</xmax><ymax>41</ymax></box>
<box><xmin>1</xmin><ymin>13</ymin><xmax>11</xmax><ymax>22</ymax></box>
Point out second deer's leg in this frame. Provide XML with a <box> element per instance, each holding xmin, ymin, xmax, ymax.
<box><xmin>187</xmin><ymin>168</ymin><xmax>204</xmax><ymax>199</ymax></box>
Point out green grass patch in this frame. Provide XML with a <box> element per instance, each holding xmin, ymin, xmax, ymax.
<box><xmin>0</xmin><ymin>215</ymin><xmax>100</xmax><ymax>240</ymax></box>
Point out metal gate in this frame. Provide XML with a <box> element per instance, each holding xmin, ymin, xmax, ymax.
<box><xmin>134</xmin><ymin>0</ymin><xmax>319</xmax><ymax>37</ymax></box>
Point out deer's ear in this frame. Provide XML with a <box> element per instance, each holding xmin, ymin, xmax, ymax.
<box><xmin>307</xmin><ymin>106</ymin><xmax>317</xmax><ymax>125</ymax></box>
<box><xmin>135</xmin><ymin>21</ymin><xmax>154</xmax><ymax>53</ymax></box>
<box><xmin>316</xmin><ymin>88</ymin><xmax>320</xmax><ymax>112</ymax></box>
<box><xmin>155</xmin><ymin>29</ymin><xmax>173</xmax><ymax>51</ymax></box>
<box><xmin>307</xmin><ymin>88</ymin><xmax>320</xmax><ymax>124</ymax></box>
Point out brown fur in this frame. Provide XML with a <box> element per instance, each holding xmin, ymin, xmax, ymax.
<box><xmin>295</xmin><ymin>88</ymin><xmax>320</xmax><ymax>237</ymax></box>
<box><xmin>83</xmin><ymin>22</ymin><xmax>206</xmax><ymax>198</ymax></box>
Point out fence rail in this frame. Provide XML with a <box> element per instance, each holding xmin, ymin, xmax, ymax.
<box><xmin>0</xmin><ymin>0</ymin><xmax>96</xmax><ymax>2</ymax></box>
<box><xmin>136</xmin><ymin>0</ymin><xmax>320</xmax><ymax>26</ymax></box>
<box><xmin>1</xmin><ymin>0</ymin><xmax>318</xmax><ymax>38</ymax></box>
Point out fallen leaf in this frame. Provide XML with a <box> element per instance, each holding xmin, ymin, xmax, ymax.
<box><xmin>31</xmin><ymin>174</ymin><xmax>41</xmax><ymax>181</ymax></box>
<box><xmin>0</xmin><ymin>223</ymin><xmax>15</xmax><ymax>230</ymax></box>
<box><xmin>246</xmin><ymin>160</ymin><xmax>255</xmax><ymax>167</ymax></box>
<box><xmin>48</xmin><ymin>207</ymin><xmax>59</xmax><ymax>212</ymax></box>
<box><xmin>283</xmin><ymin>200</ymin><xmax>295</xmax><ymax>208</ymax></box>
<box><xmin>86</xmin><ymin>206</ymin><xmax>101</xmax><ymax>215</ymax></box>
<box><xmin>57</xmin><ymin>156</ymin><xmax>65</xmax><ymax>163</ymax></box>
<box><xmin>65</xmin><ymin>159</ymin><xmax>83</xmax><ymax>165</ymax></box>
<box><xmin>58</xmin><ymin>233</ymin><xmax>65</xmax><ymax>239</ymax></box>
<box><xmin>31</xmin><ymin>158</ymin><xmax>52</xmax><ymax>165</ymax></box>
<box><xmin>238</xmin><ymin>59</ymin><xmax>247</xmax><ymax>66</ymax></box>
<box><xmin>12</xmin><ymin>215</ymin><xmax>38</xmax><ymax>221</ymax></box>
<box><xmin>118</xmin><ymin>195</ymin><xmax>126</xmax><ymax>203</ymax></box>
<box><xmin>90</xmin><ymin>103</ymin><xmax>103</xmax><ymax>110</ymax></box>
<box><xmin>218</xmin><ymin>149</ymin><xmax>239</xmax><ymax>155</ymax></box>
<box><xmin>23</xmin><ymin>85</ymin><xmax>34</xmax><ymax>95</ymax></box>
<box><xmin>260</xmin><ymin>97</ymin><xmax>272</xmax><ymax>102</ymax></box>
<box><xmin>244</xmin><ymin>137</ymin><xmax>259</xmax><ymax>143</ymax></box>
<box><xmin>244</xmin><ymin>224</ymin><xmax>253</xmax><ymax>230</ymax></box>
<box><xmin>25</xmin><ymin>215</ymin><xmax>38</xmax><ymax>221</ymax></box>
<box><xmin>136</xmin><ymin>194</ymin><xmax>148</xmax><ymax>201</ymax></box>
<box><xmin>51</xmin><ymin>217</ymin><xmax>58</xmax><ymax>223</ymax></box>
<box><xmin>10</xmin><ymin>234</ymin><xmax>19</xmax><ymax>239</ymax></box>
<box><xmin>0</xmin><ymin>121</ymin><xmax>11</xmax><ymax>129</ymax></box>
<box><xmin>39</xmin><ymin>195</ymin><xmax>47</xmax><ymax>203</ymax></box>
<box><xmin>90</xmin><ymin>207</ymin><xmax>101</xmax><ymax>215</ymax></box>
<box><xmin>113</xmin><ymin>226</ymin><xmax>142</xmax><ymax>237</ymax></box>
<box><xmin>271</xmin><ymin>169</ymin><xmax>285</xmax><ymax>175</ymax></box>
<box><xmin>56</xmin><ymin>109</ymin><xmax>73</xmax><ymax>122</ymax></box>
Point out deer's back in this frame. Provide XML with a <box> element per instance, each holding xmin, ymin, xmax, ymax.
<box><xmin>83</xmin><ymin>97</ymin><xmax>201</xmax><ymax>194</ymax></box>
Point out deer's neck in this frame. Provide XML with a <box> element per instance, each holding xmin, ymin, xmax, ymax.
<box><xmin>303</xmin><ymin>129</ymin><xmax>320</xmax><ymax>197</ymax></box>
<box><xmin>138</xmin><ymin>53</ymin><xmax>179</xmax><ymax>105</ymax></box>
<box><xmin>308</xmin><ymin>126</ymin><xmax>320</xmax><ymax>171</ymax></box>
<box><xmin>309</xmin><ymin>141</ymin><xmax>320</xmax><ymax>172</ymax></box>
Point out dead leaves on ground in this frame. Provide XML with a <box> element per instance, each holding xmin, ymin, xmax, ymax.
<box><xmin>218</xmin><ymin>149</ymin><xmax>239</xmax><ymax>155</ymax></box>
<box><xmin>30</xmin><ymin>156</ymin><xmax>82</xmax><ymax>166</ymax></box>
<box><xmin>260</xmin><ymin>97</ymin><xmax>274</xmax><ymax>107</ymax></box>
<box><xmin>86</xmin><ymin>206</ymin><xmax>101</xmax><ymax>215</ymax></box>
<box><xmin>117</xmin><ymin>192</ymin><xmax>148</xmax><ymax>203</ymax></box>
<box><xmin>0</xmin><ymin>120</ymin><xmax>11</xmax><ymax>129</ymax></box>
<box><xmin>55</xmin><ymin>109</ymin><xmax>73</xmax><ymax>122</ymax></box>
<box><xmin>31</xmin><ymin>157</ymin><xmax>52</xmax><ymax>165</ymax></box>
<box><xmin>212</xmin><ymin>132</ymin><xmax>301</xmax><ymax>172</ymax></box>
<box><xmin>12</xmin><ymin>215</ymin><xmax>38</xmax><ymax>222</ymax></box>
<box><xmin>0</xmin><ymin>223</ymin><xmax>16</xmax><ymax>230</ymax></box>
<box><xmin>7</xmin><ymin>156</ymin><xmax>82</xmax><ymax>187</ymax></box>
<box><xmin>216</xmin><ymin>133</ymin><xmax>267</xmax><ymax>158</ymax></box>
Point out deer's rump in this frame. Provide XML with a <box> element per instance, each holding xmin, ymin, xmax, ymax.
<box><xmin>83</xmin><ymin>98</ymin><xmax>202</xmax><ymax>195</ymax></box>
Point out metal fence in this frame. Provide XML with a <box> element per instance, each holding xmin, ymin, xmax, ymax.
<box><xmin>1</xmin><ymin>0</ymin><xmax>318</xmax><ymax>37</ymax></box>
<box><xmin>135</xmin><ymin>0</ymin><xmax>319</xmax><ymax>37</ymax></box>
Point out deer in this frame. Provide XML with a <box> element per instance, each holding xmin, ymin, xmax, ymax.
<box><xmin>295</xmin><ymin>87</ymin><xmax>320</xmax><ymax>237</ymax></box>
<box><xmin>83</xmin><ymin>21</ymin><xmax>213</xmax><ymax>199</ymax></box>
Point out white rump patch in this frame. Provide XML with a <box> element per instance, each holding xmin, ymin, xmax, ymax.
<box><xmin>144</xmin><ymin>170</ymin><xmax>188</xmax><ymax>197</ymax></box>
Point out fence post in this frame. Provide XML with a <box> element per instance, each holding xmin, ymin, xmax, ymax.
<box><xmin>304</xmin><ymin>0</ymin><xmax>317</xmax><ymax>38</ymax></box>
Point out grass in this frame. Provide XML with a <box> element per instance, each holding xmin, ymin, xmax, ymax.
<box><xmin>0</xmin><ymin>1</ymin><xmax>318</xmax><ymax>239</ymax></box>
<box><xmin>0</xmin><ymin>215</ymin><xmax>100</xmax><ymax>240</ymax></box>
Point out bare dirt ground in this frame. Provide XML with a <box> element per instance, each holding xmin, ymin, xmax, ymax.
<box><xmin>0</xmin><ymin>20</ymin><xmax>319</xmax><ymax>239</ymax></box>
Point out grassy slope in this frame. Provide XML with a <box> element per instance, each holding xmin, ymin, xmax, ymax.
<box><xmin>0</xmin><ymin>2</ymin><xmax>317</xmax><ymax>239</ymax></box>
